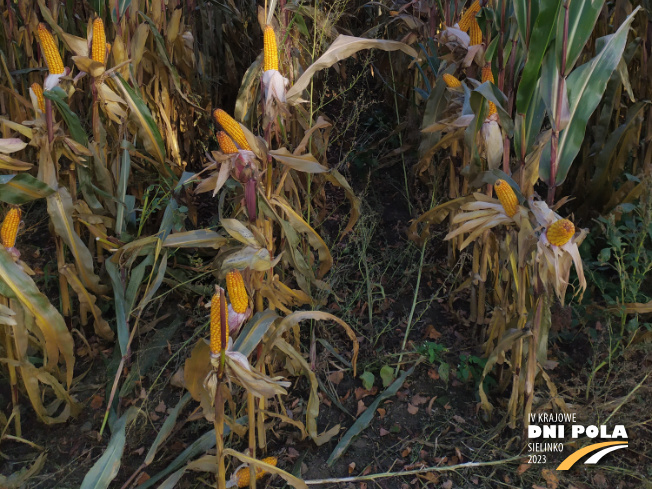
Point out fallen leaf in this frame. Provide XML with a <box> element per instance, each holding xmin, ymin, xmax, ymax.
<box><xmin>379</xmin><ymin>427</ymin><xmax>390</xmax><ymax>436</ymax></box>
<box><xmin>362</xmin><ymin>466</ymin><xmax>372</xmax><ymax>476</ymax></box>
<box><xmin>401</xmin><ymin>447</ymin><xmax>411</xmax><ymax>457</ymax></box>
<box><xmin>355</xmin><ymin>386</ymin><xmax>377</xmax><ymax>400</ymax></box>
<box><xmin>132</xmin><ymin>447</ymin><xmax>145</xmax><ymax>456</ymax></box>
<box><xmin>591</xmin><ymin>472</ymin><xmax>607</xmax><ymax>489</ymax></box>
<box><xmin>376</xmin><ymin>408</ymin><xmax>386</xmax><ymax>419</ymax></box>
<box><xmin>428</xmin><ymin>368</ymin><xmax>439</xmax><ymax>380</ymax></box>
<box><xmin>411</xmin><ymin>394</ymin><xmax>428</xmax><ymax>406</ymax></box>
<box><xmin>424</xmin><ymin>325</ymin><xmax>442</xmax><ymax>340</ymax></box>
<box><xmin>517</xmin><ymin>463</ymin><xmax>531</xmax><ymax>475</ymax></box>
<box><xmin>455</xmin><ymin>447</ymin><xmax>463</xmax><ymax>463</ymax></box>
<box><xmin>348</xmin><ymin>462</ymin><xmax>356</xmax><ymax>474</ymax></box>
<box><xmin>542</xmin><ymin>468</ymin><xmax>559</xmax><ymax>489</ymax></box>
<box><xmin>444</xmin><ymin>403</ymin><xmax>452</xmax><ymax>410</ymax></box>
<box><xmin>329</xmin><ymin>370</ymin><xmax>344</xmax><ymax>385</ymax></box>
<box><xmin>426</xmin><ymin>396</ymin><xmax>438</xmax><ymax>414</ymax></box>
<box><xmin>356</xmin><ymin>400</ymin><xmax>367</xmax><ymax>417</ymax></box>
<box><xmin>442</xmin><ymin>479</ymin><xmax>453</xmax><ymax>489</ymax></box>
<box><xmin>155</xmin><ymin>400</ymin><xmax>166</xmax><ymax>413</ymax></box>
<box><xmin>360</xmin><ymin>483</ymin><xmax>367</xmax><ymax>489</ymax></box>
<box><xmin>407</xmin><ymin>404</ymin><xmax>419</xmax><ymax>415</ymax></box>
<box><xmin>135</xmin><ymin>473</ymin><xmax>150</xmax><ymax>484</ymax></box>
<box><xmin>452</xmin><ymin>415</ymin><xmax>465</xmax><ymax>424</ymax></box>
<box><xmin>90</xmin><ymin>395</ymin><xmax>104</xmax><ymax>410</ymax></box>
<box><xmin>150</xmin><ymin>412</ymin><xmax>160</xmax><ymax>421</ymax></box>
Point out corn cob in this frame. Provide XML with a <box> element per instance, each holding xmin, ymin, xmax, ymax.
<box><xmin>443</xmin><ymin>73</ymin><xmax>461</xmax><ymax>88</ymax></box>
<box><xmin>263</xmin><ymin>25</ymin><xmax>279</xmax><ymax>72</ymax></box>
<box><xmin>481</xmin><ymin>65</ymin><xmax>494</xmax><ymax>84</ymax></box>
<box><xmin>469</xmin><ymin>18</ymin><xmax>482</xmax><ymax>45</ymax></box>
<box><xmin>226</xmin><ymin>270</ymin><xmax>248</xmax><ymax>313</ymax></box>
<box><xmin>210</xmin><ymin>291</ymin><xmax>228</xmax><ymax>355</ymax></box>
<box><xmin>481</xmin><ymin>65</ymin><xmax>497</xmax><ymax>116</ymax></box>
<box><xmin>31</xmin><ymin>83</ymin><xmax>45</xmax><ymax>112</ymax></box>
<box><xmin>1</xmin><ymin>208</ymin><xmax>21</xmax><ymax>249</ymax></box>
<box><xmin>37</xmin><ymin>23</ymin><xmax>64</xmax><ymax>74</ymax></box>
<box><xmin>493</xmin><ymin>180</ymin><xmax>518</xmax><ymax>218</ymax></box>
<box><xmin>233</xmin><ymin>457</ymin><xmax>278</xmax><ymax>488</ymax></box>
<box><xmin>213</xmin><ymin>109</ymin><xmax>251</xmax><ymax>150</ymax></box>
<box><xmin>458</xmin><ymin>0</ymin><xmax>481</xmax><ymax>32</ymax></box>
<box><xmin>92</xmin><ymin>18</ymin><xmax>106</xmax><ymax>64</ymax></box>
<box><xmin>546</xmin><ymin>219</ymin><xmax>575</xmax><ymax>246</ymax></box>
<box><xmin>217</xmin><ymin>131</ymin><xmax>239</xmax><ymax>154</ymax></box>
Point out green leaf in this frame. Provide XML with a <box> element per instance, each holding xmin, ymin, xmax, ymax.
<box><xmin>438</xmin><ymin>362</ymin><xmax>450</xmax><ymax>386</ymax></box>
<box><xmin>232</xmin><ymin>310</ymin><xmax>279</xmax><ymax>357</ymax></box>
<box><xmin>379</xmin><ymin>365</ymin><xmax>395</xmax><ymax>387</ymax></box>
<box><xmin>473</xmin><ymin>81</ymin><xmax>514</xmax><ymax>136</ymax></box>
<box><xmin>543</xmin><ymin>7</ymin><xmax>640</xmax><ymax>186</ymax></box>
<box><xmin>360</xmin><ymin>371</ymin><xmax>375</xmax><ymax>390</ymax></box>
<box><xmin>110</xmin><ymin>73</ymin><xmax>166</xmax><ymax>165</ymax></box>
<box><xmin>106</xmin><ymin>259</ymin><xmax>129</xmax><ymax>356</ymax></box>
<box><xmin>515</xmin><ymin>0</ymin><xmax>562</xmax><ymax>113</ymax></box>
<box><xmin>43</xmin><ymin>87</ymin><xmax>88</xmax><ymax>145</ymax></box>
<box><xmin>80</xmin><ymin>408</ymin><xmax>138</xmax><ymax>489</ymax></box>
<box><xmin>557</xmin><ymin>0</ymin><xmax>606</xmax><ymax>75</ymax></box>
<box><xmin>0</xmin><ymin>173</ymin><xmax>54</xmax><ymax>204</ymax></box>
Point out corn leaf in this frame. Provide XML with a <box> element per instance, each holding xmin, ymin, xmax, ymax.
<box><xmin>47</xmin><ymin>188</ymin><xmax>107</xmax><ymax>294</ymax></box>
<box><xmin>515</xmin><ymin>0</ymin><xmax>562</xmax><ymax>113</ymax></box>
<box><xmin>269</xmin><ymin>148</ymin><xmax>328</xmax><ymax>173</ymax></box>
<box><xmin>106</xmin><ymin>259</ymin><xmax>130</xmax><ymax>355</ymax></box>
<box><xmin>232</xmin><ymin>309</ymin><xmax>279</xmax><ymax>357</ymax></box>
<box><xmin>287</xmin><ymin>35</ymin><xmax>418</xmax><ymax>104</ymax></box>
<box><xmin>224</xmin><ymin>449</ymin><xmax>308</xmax><ymax>489</ymax></box>
<box><xmin>111</xmin><ymin>74</ymin><xmax>166</xmax><ymax>165</ymax></box>
<box><xmin>0</xmin><ymin>173</ymin><xmax>54</xmax><ymax>204</ymax></box>
<box><xmin>0</xmin><ymin>248</ymin><xmax>75</xmax><ymax>387</ymax></box>
<box><xmin>80</xmin><ymin>407</ymin><xmax>138</xmax><ymax>489</ymax></box>
<box><xmin>541</xmin><ymin>7</ymin><xmax>640</xmax><ymax>185</ymax></box>
<box><xmin>556</xmin><ymin>0</ymin><xmax>606</xmax><ymax>75</ymax></box>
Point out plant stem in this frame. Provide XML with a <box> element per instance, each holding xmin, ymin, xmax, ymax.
<box><xmin>547</xmin><ymin>0</ymin><xmax>570</xmax><ymax>205</ymax></box>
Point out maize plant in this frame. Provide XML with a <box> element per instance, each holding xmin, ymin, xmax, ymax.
<box><xmin>409</xmin><ymin>0</ymin><xmax>643</xmax><ymax>433</ymax></box>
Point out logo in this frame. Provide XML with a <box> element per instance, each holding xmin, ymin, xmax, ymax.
<box><xmin>556</xmin><ymin>441</ymin><xmax>628</xmax><ymax>470</ymax></box>
<box><xmin>526</xmin><ymin>413</ymin><xmax>628</xmax><ymax>469</ymax></box>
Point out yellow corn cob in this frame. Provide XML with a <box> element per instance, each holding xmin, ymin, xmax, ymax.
<box><xmin>233</xmin><ymin>457</ymin><xmax>278</xmax><ymax>488</ymax></box>
<box><xmin>546</xmin><ymin>219</ymin><xmax>575</xmax><ymax>246</ymax></box>
<box><xmin>213</xmin><ymin>109</ymin><xmax>251</xmax><ymax>151</ymax></box>
<box><xmin>443</xmin><ymin>73</ymin><xmax>461</xmax><ymax>88</ymax></box>
<box><xmin>226</xmin><ymin>270</ymin><xmax>248</xmax><ymax>314</ymax></box>
<box><xmin>482</xmin><ymin>65</ymin><xmax>494</xmax><ymax>83</ymax></box>
<box><xmin>31</xmin><ymin>83</ymin><xmax>45</xmax><ymax>112</ymax></box>
<box><xmin>217</xmin><ymin>131</ymin><xmax>239</xmax><ymax>154</ymax></box>
<box><xmin>263</xmin><ymin>25</ymin><xmax>279</xmax><ymax>72</ymax></box>
<box><xmin>469</xmin><ymin>18</ymin><xmax>482</xmax><ymax>45</ymax></box>
<box><xmin>37</xmin><ymin>23</ymin><xmax>64</xmax><ymax>74</ymax></box>
<box><xmin>92</xmin><ymin>18</ymin><xmax>106</xmax><ymax>64</ymax></box>
<box><xmin>458</xmin><ymin>0</ymin><xmax>481</xmax><ymax>32</ymax></box>
<box><xmin>494</xmin><ymin>180</ymin><xmax>518</xmax><ymax>218</ymax></box>
<box><xmin>210</xmin><ymin>291</ymin><xmax>228</xmax><ymax>355</ymax></box>
<box><xmin>1</xmin><ymin>208</ymin><xmax>21</xmax><ymax>249</ymax></box>
<box><xmin>481</xmin><ymin>65</ymin><xmax>497</xmax><ymax>116</ymax></box>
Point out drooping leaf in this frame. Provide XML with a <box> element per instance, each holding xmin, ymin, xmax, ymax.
<box><xmin>286</xmin><ymin>35</ymin><xmax>418</xmax><ymax>104</ymax></box>
<box><xmin>0</xmin><ymin>174</ymin><xmax>54</xmax><ymax>204</ymax></box>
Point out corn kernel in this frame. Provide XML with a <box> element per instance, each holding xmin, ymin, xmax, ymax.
<box><xmin>1</xmin><ymin>208</ymin><xmax>21</xmax><ymax>249</ymax></box>
<box><xmin>546</xmin><ymin>219</ymin><xmax>575</xmax><ymax>246</ymax></box>
<box><xmin>494</xmin><ymin>179</ymin><xmax>518</xmax><ymax>218</ymax></box>
<box><xmin>92</xmin><ymin>18</ymin><xmax>106</xmax><ymax>64</ymax></box>
<box><xmin>458</xmin><ymin>0</ymin><xmax>481</xmax><ymax>32</ymax></box>
<box><xmin>31</xmin><ymin>83</ymin><xmax>45</xmax><ymax>112</ymax></box>
<box><xmin>233</xmin><ymin>457</ymin><xmax>278</xmax><ymax>488</ymax></box>
<box><xmin>263</xmin><ymin>25</ymin><xmax>279</xmax><ymax>72</ymax></box>
<box><xmin>443</xmin><ymin>73</ymin><xmax>461</xmax><ymax>88</ymax></box>
<box><xmin>217</xmin><ymin>131</ymin><xmax>239</xmax><ymax>154</ymax></box>
<box><xmin>213</xmin><ymin>109</ymin><xmax>251</xmax><ymax>151</ymax></box>
<box><xmin>210</xmin><ymin>291</ymin><xmax>228</xmax><ymax>355</ymax></box>
<box><xmin>226</xmin><ymin>270</ymin><xmax>248</xmax><ymax>314</ymax></box>
<box><xmin>37</xmin><ymin>23</ymin><xmax>64</xmax><ymax>75</ymax></box>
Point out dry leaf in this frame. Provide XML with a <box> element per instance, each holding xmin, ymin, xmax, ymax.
<box><xmin>444</xmin><ymin>403</ymin><xmax>452</xmax><ymax>410</ymax></box>
<box><xmin>356</xmin><ymin>400</ymin><xmax>367</xmax><ymax>417</ymax></box>
<box><xmin>541</xmin><ymin>468</ymin><xmax>559</xmax><ymax>489</ymax></box>
<box><xmin>379</xmin><ymin>427</ymin><xmax>390</xmax><ymax>436</ymax></box>
<box><xmin>407</xmin><ymin>404</ymin><xmax>419</xmax><ymax>415</ymax></box>
<box><xmin>376</xmin><ymin>408</ymin><xmax>386</xmax><ymax>419</ymax></box>
<box><xmin>424</xmin><ymin>325</ymin><xmax>442</xmax><ymax>340</ymax></box>
<box><xmin>411</xmin><ymin>394</ymin><xmax>429</xmax><ymax>406</ymax></box>
<box><xmin>452</xmin><ymin>415</ymin><xmax>465</xmax><ymax>423</ymax></box>
<box><xmin>442</xmin><ymin>479</ymin><xmax>453</xmax><ymax>489</ymax></box>
<box><xmin>328</xmin><ymin>371</ymin><xmax>344</xmax><ymax>385</ymax></box>
<box><xmin>517</xmin><ymin>463</ymin><xmax>531</xmax><ymax>475</ymax></box>
<box><xmin>155</xmin><ymin>400</ymin><xmax>167</xmax><ymax>413</ymax></box>
<box><xmin>348</xmin><ymin>462</ymin><xmax>356</xmax><ymax>474</ymax></box>
<box><xmin>428</xmin><ymin>368</ymin><xmax>439</xmax><ymax>380</ymax></box>
<box><xmin>90</xmin><ymin>395</ymin><xmax>104</xmax><ymax>410</ymax></box>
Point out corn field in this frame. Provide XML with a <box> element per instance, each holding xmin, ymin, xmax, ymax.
<box><xmin>0</xmin><ymin>0</ymin><xmax>650</xmax><ymax>487</ymax></box>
